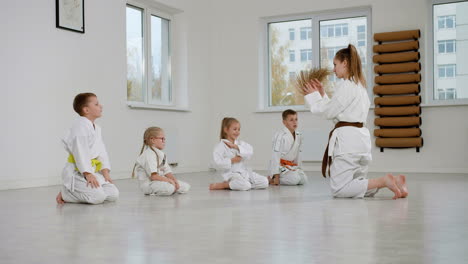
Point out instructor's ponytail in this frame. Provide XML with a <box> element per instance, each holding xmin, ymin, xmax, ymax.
<box><xmin>335</xmin><ymin>44</ymin><xmax>366</xmax><ymax>87</ymax></box>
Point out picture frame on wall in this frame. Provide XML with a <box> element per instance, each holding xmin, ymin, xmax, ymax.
<box><xmin>56</xmin><ymin>0</ymin><xmax>85</xmax><ymax>33</ymax></box>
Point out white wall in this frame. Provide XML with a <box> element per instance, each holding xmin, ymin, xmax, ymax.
<box><xmin>2</xmin><ymin>0</ymin><xmax>467</xmax><ymax>190</ymax></box>
<box><xmin>1</xmin><ymin>0</ymin><xmax>214</xmax><ymax>189</ymax></box>
<box><xmin>207</xmin><ymin>0</ymin><xmax>468</xmax><ymax>174</ymax></box>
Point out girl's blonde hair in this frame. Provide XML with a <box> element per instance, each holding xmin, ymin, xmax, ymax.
<box><xmin>335</xmin><ymin>44</ymin><xmax>367</xmax><ymax>87</ymax></box>
<box><xmin>132</xmin><ymin>127</ymin><xmax>164</xmax><ymax>178</ymax></box>
<box><xmin>220</xmin><ymin>117</ymin><xmax>239</xmax><ymax>140</ymax></box>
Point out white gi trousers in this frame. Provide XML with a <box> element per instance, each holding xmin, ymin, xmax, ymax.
<box><xmin>280</xmin><ymin>169</ymin><xmax>308</xmax><ymax>186</ymax></box>
<box><xmin>61</xmin><ymin>164</ymin><xmax>119</xmax><ymax>204</ymax></box>
<box><xmin>329</xmin><ymin>153</ymin><xmax>378</xmax><ymax>198</ymax></box>
<box><xmin>139</xmin><ymin>180</ymin><xmax>191</xmax><ymax>196</ymax></box>
<box><xmin>227</xmin><ymin>171</ymin><xmax>269</xmax><ymax>191</ymax></box>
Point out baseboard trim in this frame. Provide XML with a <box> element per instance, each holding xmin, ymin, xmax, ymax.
<box><xmin>0</xmin><ymin>166</ymin><xmax>210</xmax><ymax>191</ymax></box>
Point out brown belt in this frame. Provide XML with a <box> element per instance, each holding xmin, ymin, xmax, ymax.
<box><xmin>322</xmin><ymin>122</ymin><xmax>364</xmax><ymax>178</ymax></box>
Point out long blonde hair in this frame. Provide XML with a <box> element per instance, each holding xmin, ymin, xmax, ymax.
<box><xmin>220</xmin><ymin>117</ymin><xmax>239</xmax><ymax>140</ymax></box>
<box><xmin>132</xmin><ymin>127</ymin><xmax>164</xmax><ymax>178</ymax></box>
<box><xmin>335</xmin><ymin>44</ymin><xmax>367</xmax><ymax>87</ymax></box>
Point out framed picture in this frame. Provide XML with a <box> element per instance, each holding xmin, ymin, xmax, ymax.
<box><xmin>56</xmin><ymin>0</ymin><xmax>85</xmax><ymax>33</ymax></box>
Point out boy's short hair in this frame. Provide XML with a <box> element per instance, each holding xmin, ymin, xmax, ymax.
<box><xmin>73</xmin><ymin>93</ymin><xmax>96</xmax><ymax>116</ymax></box>
<box><xmin>282</xmin><ymin>109</ymin><xmax>297</xmax><ymax>120</ymax></box>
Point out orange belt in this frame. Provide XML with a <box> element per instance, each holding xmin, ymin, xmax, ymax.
<box><xmin>280</xmin><ymin>159</ymin><xmax>297</xmax><ymax>167</ymax></box>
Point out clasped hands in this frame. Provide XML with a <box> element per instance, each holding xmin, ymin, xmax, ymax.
<box><xmin>299</xmin><ymin>79</ymin><xmax>325</xmax><ymax>97</ymax></box>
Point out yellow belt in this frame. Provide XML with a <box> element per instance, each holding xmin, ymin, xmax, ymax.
<box><xmin>67</xmin><ymin>154</ymin><xmax>102</xmax><ymax>173</ymax></box>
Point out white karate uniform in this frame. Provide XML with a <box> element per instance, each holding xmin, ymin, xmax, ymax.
<box><xmin>134</xmin><ymin>146</ymin><xmax>190</xmax><ymax>195</ymax></box>
<box><xmin>269</xmin><ymin>127</ymin><xmax>307</xmax><ymax>185</ymax></box>
<box><xmin>305</xmin><ymin>79</ymin><xmax>378</xmax><ymax>198</ymax></box>
<box><xmin>61</xmin><ymin>117</ymin><xmax>119</xmax><ymax>204</ymax></box>
<box><xmin>213</xmin><ymin>139</ymin><xmax>268</xmax><ymax>191</ymax></box>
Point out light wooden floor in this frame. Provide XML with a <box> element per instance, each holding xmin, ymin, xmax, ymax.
<box><xmin>1</xmin><ymin>171</ymin><xmax>467</xmax><ymax>264</ymax></box>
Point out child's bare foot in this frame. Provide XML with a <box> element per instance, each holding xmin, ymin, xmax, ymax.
<box><xmin>56</xmin><ymin>192</ymin><xmax>65</xmax><ymax>204</ymax></box>
<box><xmin>268</xmin><ymin>175</ymin><xmax>280</xmax><ymax>185</ymax></box>
<box><xmin>209</xmin><ymin>182</ymin><xmax>229</xmax><ymax>190</ymax></box>
<box><xmin>396</xmin><ymin>174</ymin><xmax>408</xmax><ymax>198</ymax></box>
<box><xmin>384</xmin><ymin>174</ymin><xmax>402</xmax><ymax>200</ymax></box>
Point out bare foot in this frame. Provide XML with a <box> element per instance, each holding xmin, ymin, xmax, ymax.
<box><xmin>56</xmin><ymin>192</ymin><xmax>65</xmax><ymax>204</ymax></box>
<box><xmin>209</xmin><ymin>182</ymin><xmax>229</xmax><ymax>190</ymax></box>
<box><xmin>384</xmin><ymin>174</ymin><xmax>402</xmax><ymax>200</ymax></box>
<box><xmin>268</xmin><ymin>175</ymin><xmax>280</xmax><ymax>185</ymax></box>
<box><xmin>396</xmin><ymin>175</ymin><xmax>409</xmax><ymax>198</ymax></box>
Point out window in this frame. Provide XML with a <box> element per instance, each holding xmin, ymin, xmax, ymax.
<box><xmin>267</xmin><ymin>19</ymin><xmax>311</xmax><ymax>107</ymax></box>
<box><xmin>320</xmin><ymin>17</ymin><xmax>368</xmax><ymax>88</ymax></box>
<box><xmin>438</xmin><ymin>64</ymin><xmax>456</xmax><ymax>78</ymax></box>
<box><xmin>320</xmin><ymin>23</ymin><xmax>349</xmax><ymax>38</ymax></box>
<box><xmin>289</xmin><ymin>28</ymin><xmax>295</xmax><ymax>40</ymax></box>
<box><xmin>126</xmin><ymin>4</ymin><xmax>172</xmax><ymax>106</ymax></box>
<box><xmin>446</xmin><ymin>88</ymin><xmax>457</xmax><ymax>99</ymax></box>
<box><xmin>438</xmin><ymin>15</ymin><xmax>456</xmax><ymax>29</ymax></box>
<box><xmin>263</xmin><ymin>9</ymin><xmax>370</xmax><ymax>108</ymax></box>
<box><xmin>300</xmin><ymin>49</ymin><xmax>312</xmax><ymax>62</ymax></box>
<box><xmin>289</xmin><ymin>50</ymin><xmax>295</xmax><ymax>62</ymax></box>
<box><xmin>357</xmin><ymin>25</ymin><xmax>366</xmax><ymax>47</ymax></box>
<box><xmin>438</xmin><ymin>40</ymin><xmax>456</xmax><ymax>54</ymax></box>
<box><xmin>431</xmin><ymin>1</ymin><xmax>468</xmax><ymax>103</ymax></box>
<box><xmin>300</xmin><ymin>27</ymin><xmax>312</xmax><ymax>40</ymax></box>
<box><xmin>438</xmin><ymin>89</ymin><xmax>446</xmax><ymax>100</ymax></box>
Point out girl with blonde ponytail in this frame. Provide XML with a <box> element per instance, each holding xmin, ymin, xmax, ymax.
<box><xmin>133</xmin><ymin>127</ymin><xmax>190</xmax><ymax>196</ymax></box>
<box><xmin>299</xmin><ymin>44</ymin><xmax>408</xmax><ymax>200</ymax></box>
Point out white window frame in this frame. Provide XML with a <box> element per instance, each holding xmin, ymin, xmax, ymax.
<box><xmin>426</xmin><ymin>0</ymin><xmax>468</xmax><ymax>106</ymax></box>
<box><xmin>258</xmin><ymin>7</ymin><xmax>372</xmax><ymax>112</ymax></box>
<box><xmin>126</xmin><ymin>0</ymin><xmax>189</xmax><ymax>111</ymax></box>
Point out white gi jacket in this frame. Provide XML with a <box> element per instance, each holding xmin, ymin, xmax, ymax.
<box><xmin>269</xmin><ymin>126</ymin><xmax>303</xmax><ymax>176</ymax></box>
<box><xmin>61</xmin><ymin>117</ymin><xmax>111</xmax><ymax>191</ymax></box>
<box><xmin>212</xmin><ymin>139</ymin><xmax>254</xmax><ymax>181</ymax></box>
<box><xmin>304</xmin><ymin>79</ymin><xmax>371</xmax><ymax>157</ymax></box>
<box><xmin>134</xmin><ymin>146</ymin><xmax>172</xmax><ymax>183</ymax></box>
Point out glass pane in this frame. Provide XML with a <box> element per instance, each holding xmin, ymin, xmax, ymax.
<box><xmin>438</xmin><ymin>16</ymin><xmax>445</xmax><ymax>29</ymax></box>
<box><xmin>447</xmin><ymin>65</ymin><xmax>454</xmax><ymax>77</ymax></box>
<box><xmin>447</xmin><ymin>41</ymin><xmax>454</xmax><ymax>53</ymax></box>
<box><xmin>438</xmin><ymin>66</ymin><xmax>445</xmax><ymax>78</ymax></box>
<box><xmin>447</xmin><ymin>16</ymin><xmax>454</xmax><ymax>28</ymax></box>
<box><xmin>343</xmin><ymin>25</ymin><xmax>348</xmax><ymax>36</ymax></box>
<box><xmin>126</xmin><ymin>6</ymin><xmax>144</xmax><ymax>102</ymax></box>
<box><xmin>320</xmin><ymin>17</ymin><xmax>367</xmax><ymax>88</ymax></box>
<box><xmin>289</xmin><ymin>29</ymin><xmax>295</xmax><ymax>40</ymax></box>
<box><xmin>268</xmin><ymin>20</ymin><xmax>310</xmax><ymax>106</ymax></box>
<box><xmin>434</xmin><ymin>1</ymin><xmax>468</xmax><ymax>100</ymax></box>
<box><xmin>149</xmin><ymin>15</ymin><xmax>171</xmax><ymax>104</ymax></box>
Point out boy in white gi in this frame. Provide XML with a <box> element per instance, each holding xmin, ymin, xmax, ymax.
<box><xmin>209</xmin><ymin>117</ymin><xmax>269</xmax><ymax>191</ymax></box>
<box><xmin>133</xmin><ymin>127</ymin><xmax>190</xmax><ymax>195</ymax></box>
<box><xmin>300</xmin><ymin>44</ymin><xmax>408</xmax><ymax>199</ymax></box>
<box><xmin>268</xmin><ymin>109</ymin><xmax>307</xmax><ymax>186</ymax></box>
<box><xmin>56</xmin><ymin>93</ymin><xmax>119</xmax><ymax>204</ymax></box>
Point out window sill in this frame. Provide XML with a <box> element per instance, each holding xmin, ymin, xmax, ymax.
<box><xmin>255</xmin><ymin>105</ymin><xmax>309</xmax><ymax>113</ymax></box>
<box><xmin>127</xmin><ymin>102</ymin><xmax>191</xmax><ymax>112</ymax></box>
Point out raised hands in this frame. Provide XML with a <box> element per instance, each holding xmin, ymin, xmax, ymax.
<box><xmin>300</xmin><ymin>79</ymin><xmax>325</xmax><ymax>97</ymax></box>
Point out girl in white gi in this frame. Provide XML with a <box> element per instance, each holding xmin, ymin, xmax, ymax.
<box><xmin>133</xmin><ymin>127</ymin><xmax>190</xmax><ymax>196</ymax></box>
<box><xmin>300</xmin><ymin>44</ymin><xmax>408</xmax><ymax>199</ymax></box>
<box><xmin>209</xmin><ymin>118</ymin><xmax>269</xmax><ymax>191</ymax></box>
<box><xmin>268</xmin><ymin>109</ymin><xmax>307</xmax><ymax>186</ymax></box>
<box><xmin>56</xmin><ymin>93</ymin><xmax>119</xmax><ymax>204</ymax></box>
